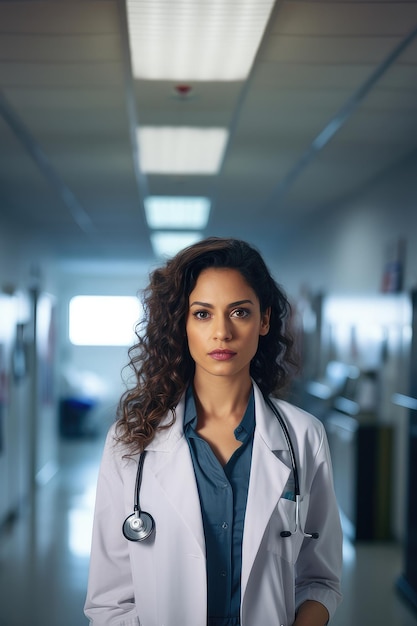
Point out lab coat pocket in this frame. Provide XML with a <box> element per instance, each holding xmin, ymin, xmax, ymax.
<box><xmin>267</xmin><ymin>498</ymin><xmax>305</xmax><ymax>563</ymax></box>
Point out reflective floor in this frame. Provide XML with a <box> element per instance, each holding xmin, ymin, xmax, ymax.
<box><xmin>1</xmin><ymin>430</ymin><xmax>417</xmax><ymax>626</ymax></box>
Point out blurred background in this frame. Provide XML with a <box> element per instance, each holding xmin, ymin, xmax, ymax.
<box><xmin>1</xmin><ymin>1</ymin><xmax>417</xmax><ymax>624</ymax></box>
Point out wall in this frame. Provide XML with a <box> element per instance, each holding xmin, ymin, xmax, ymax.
<box><xmin>0</xmin><ymin>220</ymin><xmax>21</xmax><ymax>286</ymax></box>
<box><xmin>0</xmin><ymin>220</ymin><xmax>60</xmax><ymax>522</ymax></box>
<box><xmin>268</xmin><ymin>154</ymin><xmax>417</xmax><ymax>298</ymax></box>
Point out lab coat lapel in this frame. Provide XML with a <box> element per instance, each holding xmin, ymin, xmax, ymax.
<box><xmin>145</xmin><ymin>396</ymin><xmax>206</xmax><ymax>557</ymax></box>
<box><xmin>241</xmin><ymin>385</ymin><xmax>291</xmax><ymax>595</ymax></box>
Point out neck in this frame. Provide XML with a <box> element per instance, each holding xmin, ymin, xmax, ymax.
<box><xmin>192</xmin><ymin>373</ymin><xmax>252</xmax><ymax>422</ymax></box>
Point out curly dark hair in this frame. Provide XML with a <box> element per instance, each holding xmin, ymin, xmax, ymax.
<box><xmin>116</xmin><ymin>237</ymin><xmax>297</xmax><ymax>452</ymax></box>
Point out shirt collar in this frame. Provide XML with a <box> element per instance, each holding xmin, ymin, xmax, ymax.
<box><xmin>184</xmin><ymin>385</ymin><xmax>198</xmax><ymax>429</ymax></box>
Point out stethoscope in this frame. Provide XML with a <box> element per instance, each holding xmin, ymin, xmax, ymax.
<box><xmin>122</xmin><ymin>397</ymin><xmax>319</xmax><ymax>542</ymax></box>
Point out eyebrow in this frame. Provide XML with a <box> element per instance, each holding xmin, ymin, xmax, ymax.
<box><xmin>189</xmin><ymin>299</ymin><xmax>255</xmax><ymax>308</ymax></box>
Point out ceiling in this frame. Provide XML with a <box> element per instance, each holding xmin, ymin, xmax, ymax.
<box><xmin>1</xmin><ymin>0</ymin><xmax>417</xmax><ymax>267</ymax></box>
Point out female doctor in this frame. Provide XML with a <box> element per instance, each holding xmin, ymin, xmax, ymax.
<box><xmin>85</xmin><ymin>237</ymin><xmax>342</xmax><ymax>626</ymax></box>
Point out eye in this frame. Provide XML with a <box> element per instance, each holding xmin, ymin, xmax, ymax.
<box><xmin>231</xmin><ymin>308</ymin><xmax>250</xmax><ymax>318</ymax></box>
<box><xmin>192</xmin><ymin>310</ymin><xmax>211</xmax><ymax>320</ymax></box>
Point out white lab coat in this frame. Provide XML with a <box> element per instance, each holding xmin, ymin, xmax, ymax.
<box><xmin>85</xmin><ymin>383</ymin><xmax>342</xmax><ymax>626</ymax></box>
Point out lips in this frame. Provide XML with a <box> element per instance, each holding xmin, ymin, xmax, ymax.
<box><xmin>208</xmin><ymin>349</ymin><xmax>237</xmax><ymax>361</ymax></box>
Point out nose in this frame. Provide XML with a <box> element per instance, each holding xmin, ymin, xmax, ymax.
<box><xmin>213</xmin><ymin>315</ymin><xmax>232</xmax><ymax>341</ymax></box>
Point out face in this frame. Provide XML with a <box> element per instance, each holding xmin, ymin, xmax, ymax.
<box><xmin>186</xmin><ymin>268</ymin><xmax>270</xmax><ymax>383</ymax></box>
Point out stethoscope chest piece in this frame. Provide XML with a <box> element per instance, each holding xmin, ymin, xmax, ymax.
<box><xmin>123</xmin><ymin>511</ymin><xmax>155</xmax><ymax>541</ymax></box>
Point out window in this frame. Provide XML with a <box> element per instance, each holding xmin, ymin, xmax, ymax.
<box><xmin>69</xmin><ymin>296</ymin><xmax>141</xmax><ymax>346</ymax></box>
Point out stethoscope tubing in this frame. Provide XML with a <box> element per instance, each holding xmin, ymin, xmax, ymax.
<box><xmin>264</xmin><ymin>397</ymin><xmax>300</xmax><ymax>497</ymax></box>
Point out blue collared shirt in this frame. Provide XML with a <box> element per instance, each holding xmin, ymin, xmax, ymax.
<box><xmin>183</xmin><ymin>386</ymin><xmax>255</xmax><ymax>626</ymax></box>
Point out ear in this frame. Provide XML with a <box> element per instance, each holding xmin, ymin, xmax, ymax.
<box><xmin>259</xmin><ymin>307</ymin><xmax>271</xmax><ymax>336</ymax></box>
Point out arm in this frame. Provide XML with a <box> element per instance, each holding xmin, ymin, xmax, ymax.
<box><xmin>84</xmin><ymin>426</ymin><xmax>140</xmax><ymax>625</ymax></box>
<box><xmin>293</xmin><ymin>600</ymin><xmax>329</xmax><ymax>626</ymax></box>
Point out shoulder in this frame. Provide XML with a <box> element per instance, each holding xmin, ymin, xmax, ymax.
<box><xmin>272</xmin><ymin>398</ymin><xmax>324</xmax><ymax>431</ymax></box>
<box><xmin>99</xmin><ymin>422</ymin><xmax>139</xmax><ymax>474</ymax></box>
<box><xmin>104</xmin><ymin>395</ymin><xmax>186</xmax><ymax>458</ymax></box>
<box><xmin>269</xmin><ymin>397</ymin><xmax>327</xmax><ymax>455</ymax></box>
<box><xmin>252</xmin><ymin>380</ymin><xmax>322</xmax><ymax>431</ymax></box>
<box><xmin>105</xmin><ymin>421</ymin><xmax>130</xmax><ymax>452</ymax></box>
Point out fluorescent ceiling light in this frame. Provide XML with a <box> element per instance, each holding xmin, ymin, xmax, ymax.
<box><xmin>151</xmin><ymin>231</ymin><xmax>202</xmax><ymax>257</ymax></box>
<box><xmin>145</xmin><ymin>196</ymin><xmax>210</xmax><ymax>229</ymax></box>
<box><xmin>138</xmin><ymin>126</ymin><xmax>228</xmax><ymax>174</ymax></box>
<box><xmin>126</xmin><ymin>0</ymin><xmax>275</xmax><ymax>81</ymax></box>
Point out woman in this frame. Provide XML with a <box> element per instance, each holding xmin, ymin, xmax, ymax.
<box><xmin>84</xmin><ymin>237</ymin><xmax>342</xmax><ymax>626</ymax></box>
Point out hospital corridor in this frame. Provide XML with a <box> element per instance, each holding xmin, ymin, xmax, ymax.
<box><xmin>2</xmin><ymin>0</ymin><xmax>417</xmax><ymax>624</ymax></box>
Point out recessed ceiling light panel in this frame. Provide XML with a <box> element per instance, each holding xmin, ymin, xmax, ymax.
<box><xmin>150</xmin><ymin>231</ymin><xmax>203</xmax><ymax>257</ymax></box>
<box><xmin>126</xmin><ymin>0</ymin><xmax>275</xmax><ymax>81</ymax></box>
<box><xmin>145</xmin><ymin>196</ymin><xmax>211</xmax><ymax>229</ymax></box>
<box><xmin>138</xmin><ymin>126</ymin><xmax>228</xmax><ymax>174</ymax></box>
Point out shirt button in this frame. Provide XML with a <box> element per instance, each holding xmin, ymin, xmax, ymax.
<box><xmin>236</xmin><ymin>426</ymin><xmax>242</xmax><ymax>433</ymax></box>
<box><xmin>220</xmin><ymin>571</ymin><xmax>226</xmax><ymax>577</ymax></box>
<box><xmin>222</xmin><ymin>522</ymin><xmax>228</xmax><ymax>529</ymax></box>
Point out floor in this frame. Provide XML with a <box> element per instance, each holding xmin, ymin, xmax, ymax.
<box><xmin>1</xmin><ymin>431</ymin><xmax>416</xmax><ymax>626</ymax></box>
